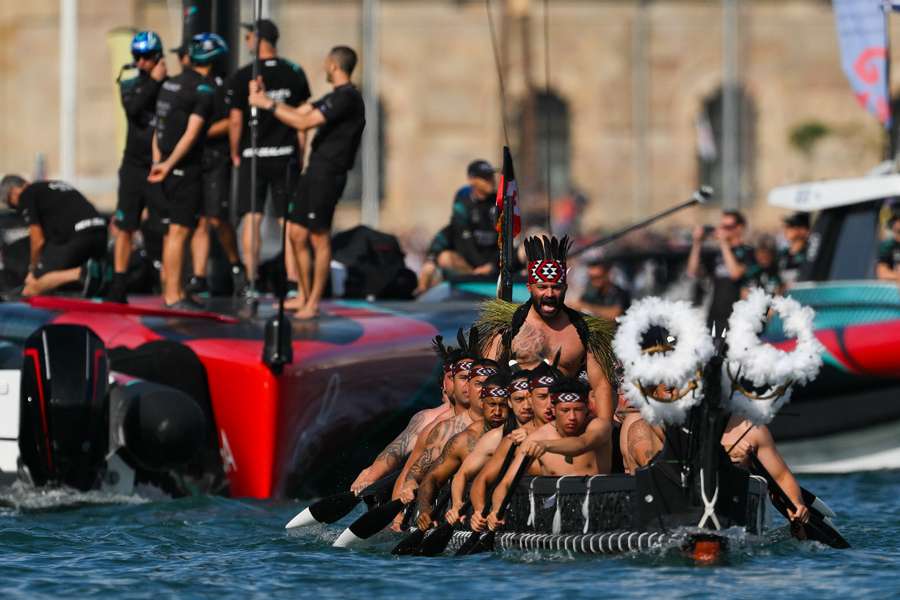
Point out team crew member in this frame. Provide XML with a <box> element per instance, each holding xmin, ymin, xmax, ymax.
<box><xmin>107</xmin><ymin>31</ymin><xmax>167</xmax><ymax>303</ymax></box>
<box><xmin>687</xmin><ymin>210</ymin><xmax>755</xmax><ymax>331</ymax></box>
<box><xmin>0</xmin><ymin>176</ymin><xmax>106</xmax><ymax>297</ymax></box>
<box><xmin>570</xmin><ymin>258</ymin><xmax>631</xmax><ymax>320</ymax></box>
<box><xmin>228</xmin><ymin>19</ymin><xmax>311</xmax><ymax>296</ymax></box>
<box><xmin>876</xmin><ymin>213</ymin><xmax>900</xmax><ymax>282</ymax></box>
<box><xmin>618</xmin><ymin>403</ymin><xmax>809</xmax><ymax>523</ymax></box>
<box><xmin>416</xmin><ymin>160</ymin><xmax>499</xmax><ymax>294</ymax></box>
<box><xmin>248</xmin><ymin>45</ymin><xmax>366</xmax><ymax>320</ymax></box>
<box><xmin>742</xmin><ymin>235</ymin><xmax>783</xmax><ymax>297</ymax></box>
<box><xmin>148</xmin><ymin>33</ymin><xmax>223</xmax><ymax>308</ymax></box>
<box><xmin>415</xmin><ymin>373</ymin><xmax>511</xmax><ymax>532</ymax></box>
<box><xmin>177</xmin><ymin>42</ymin><xmax>247</xmax><ymax>297</ymax></box>
<box><xmin>779</xmin><ymin>212</ymin><xmax>810</xmax><ymax>287</ymax></box>
<box><xmin>466</xmin><ymin>362</ymin><xmax>559</xmax><ymax>532</ymax></box>
<box><xmin>485</xmin><ymin>379</ymin><xmax>608</xmax><ymax>532</ymax></box>
<box><xmin>348</xmin><ymin>337</ymin><xmax>460</xmax><ymax>494</ymax></box>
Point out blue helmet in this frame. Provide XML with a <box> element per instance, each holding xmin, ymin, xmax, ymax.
<box><xmin>189</xmin><ymin>33</ymin><xmax>228</xmax><ymax>65</ymax></box>
<box><xmin>131</xmin><ymin>31</ymin><xmax>163</xmax><ymax>59</ymax></box>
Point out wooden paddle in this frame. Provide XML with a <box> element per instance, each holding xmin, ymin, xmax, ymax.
<box><xmin>285</xmin><ymin>470</ymin><xmax>400</xmax><ymax>529</ymax></box>
<box><xmin>391</xmin><ymin>487</ymin><xmax>453</xmax><ymax>556</ymax></box>
<box><xmin>748</xmin><ymin>453</ymin><xmax>849</xmax><ymax>549</ymax></box>
<box><xmin>416</xmin><ymin>500</ymin><xmax>471</xmax><ymax>557</ymax></box>
<box><xmin>333</xmin><ymin>498</ymin><xmax>408</xmax><ymax>547</ymax></box>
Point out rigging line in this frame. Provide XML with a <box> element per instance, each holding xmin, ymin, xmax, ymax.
<box><xmin>485</xmin><ymin>0</ymin><xmax>511</xmax><ymax>147</ymax></box>
<box><xmin>542</xmin><ymin>0</ymin><xmax>552</xmax><ymax>233</ymax></box>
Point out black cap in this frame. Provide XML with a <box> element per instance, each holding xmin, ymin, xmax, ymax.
<box><xmin>467</xmin><ymin>159</ymin><xmax>495</xmax><ymax>181</ymax></box>
<box><xmin>783</xmin><ymin>212</ymin><xmax>810</xmax><ymax>229</ymax></box>
<box><xmin>241</xmin><ymin>19</ymin><xmax>279</xmax><ymax>45</ymax></box>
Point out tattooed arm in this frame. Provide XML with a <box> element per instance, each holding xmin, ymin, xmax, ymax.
<box><xmin>416</xmin><ymin>432</ymin><xmax>469</xmax><ymax>530</ymax></box>
<box><xmin>447</xmin><ymin>429</ymin><xmax>500</xmax><ymax>524</ymax></box>
<box><xmin>625</xmin><ymin>418</ymin><xmax>663</xmax><ymax>472</ymax></box>
<box><xmin>350</xmin><ymin>409</ymin><xmax>434</xmax><ymax>494</ymax></box>
<box><xmin>389</xmin><ymin>417</ymin><xmax>445</xmax><ymax>501</ymax></box>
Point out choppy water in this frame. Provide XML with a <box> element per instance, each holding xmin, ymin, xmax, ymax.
<box><xmin>0</xmin><ymin>471</ymin><xmax>898</xmax><ymax>599</ymax></box>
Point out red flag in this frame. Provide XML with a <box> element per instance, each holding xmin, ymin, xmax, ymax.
<box><xmin>495</xmin><ymin>148</ymin><xmax>521</xmax><ymax>238</ymax></box>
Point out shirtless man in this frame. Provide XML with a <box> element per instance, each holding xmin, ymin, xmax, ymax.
<box><xmin>415</xmin><ymin>373</ymin><xmax>511</xmax><ymax>531</ymax></box>
<box><xmin>466</xmin><ymin>362</ymin><xmax>558</xmax><ymax>531</ymax></box>
<box><xmin>349</xmin><ymin>337</ymin><xmax>459</xmax><ymax>494</ymax></box>
<box><xmin>620</xmin><ymin>407</ymin><xmax>810</xmax><ymax>523</ymax></box>
<box><xmin>389</xmin><ymin>357</ymin><xmax>500</xmax><ymax>530</ymax></box>
<box><xmin>482</xmin><ymin>235</ymin><xmax>616</xmax><ymax>422</ymax></box>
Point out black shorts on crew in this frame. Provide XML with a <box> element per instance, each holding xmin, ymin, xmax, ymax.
<box><xmin>115</xmin><ymin>162</ymin><xmax>167</xmax><ymax>232</ymax></box>
<box><xmin>161</xmin><ymin>164</ymin><xmax>202</xmax><ymax>228</ymax></box>
<box><xmin>290</xmin><ymin>168</ymin><xmax>347</xmax><ymax>231</ymax></box>
<box><xmin>202</xmin><ymin>153</ymin><xmax>231</xmax><ymax>220</ymax></box>
<box><xmin>34</xmin><ymin>227</ymin><xmax>107</xmax><ymax>277</ymax></box>
<box><xmin>236</xmin><ymin>157</ymin><xmax>297</xmax><ymax>218</ymax></box>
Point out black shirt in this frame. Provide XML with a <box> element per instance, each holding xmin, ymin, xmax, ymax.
<box><xmin>227</xmin><ymin>58</ymin><xmax>311</xmax><ymax>160</ymax></box>
<box><xmin>155</xmin><ymin>68</ymin><xmax>214</xmax><ymax>166</ymax></box>
<box><xmin>203</xmin><ymin>73</ymin><xmax>231</xmax><ymax>157</ymax></box>
<box><xmin>743</xmin><ymin>264</ymin><xmax>783</xmax><ymax>295</ymax></box>
<box><xmin>777</xmin><ymin>243</ymin><xmax>808</xmax><ymax>286</ymax></box>
<box><xmin>878</xmin><ymin>238</ymin><xmax>900</xmax><ymax>270</ymax></box>
<box><xmin>703</xmin><ymin>243</ymin><xmax>756</xmax><ymax>329</ymax></box>
<box><xmin>17</xmin><ymin>181</ymin><xmax>103</xmax><ymax>244</ymax></box>
<box><xmin>119</xmin><ymin>71</ymin><xmax>163</xmax><ymax>168</ymax></box>
<box><xmin>309</xmin><ymin>83</ymin><xmax>366</xmax><ymax>173</ymax></box>
<box><xmin>582</xmin><ymin>283</ymin><xmax>631</xmax><ymax>312</ymax></box>
<box><xmin>448</xmin><ymin>185</ymin><xmax>498</xmax><ymax>268</ymax></box>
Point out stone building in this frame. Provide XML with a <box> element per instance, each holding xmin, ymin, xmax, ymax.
<box><xmin>0</xmin><ymin>0</ymin><xmax>894</xmax><ymax>247</ymax></box>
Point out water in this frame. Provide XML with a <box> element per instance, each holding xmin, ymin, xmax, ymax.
<box><xmin>1</xmin><ymin>471</ymin><xmax>898</xmax><ymax>599</ymax></box>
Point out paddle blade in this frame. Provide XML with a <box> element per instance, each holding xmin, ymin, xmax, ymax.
<box><xmin>454</xmin><ymin>531</ymin><xmax>483</xmax><ymax>556</ymax></box>
<box><xmin>800</xmin><ymin>516</ymin><xmax>851</xmax><ymax>550</ymax></box>
<box><xmin>418</xmin><ymin>523</ymin><xmax>455</xmax><ymax>556</ymax></box>
<box><xmin>391</xmin><ymin>528</ymin><xmax>426</xmax><ymax>556</ymax></box>
<box><xmin>286</xmin><ymin>491</ymin><xmax>360</xmax><ymax>529</ymax></box>
<box><xmin>333</xmin><ymin>499</ymin><xmax>406</xmax><ymax>547</ymax></box>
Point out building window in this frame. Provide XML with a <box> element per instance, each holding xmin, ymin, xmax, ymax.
<box><xmin>515</xmin><ymin>90</ymin><xmax>571</xmax><ymax>199</ymax></box>
<box><xmin>696</xmin><ymin>86</ymin><xmax>756</xmax><ymax>206</ymax></box>
<box><xmin>343</xmin><ymin>99</ymin><xmax>386</xmax><ymax>203</ymax></box>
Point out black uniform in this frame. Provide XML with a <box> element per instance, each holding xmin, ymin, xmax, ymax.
<box><xmin>777</xmin><ymin>243</ymin><xmax>808</xmax><ymax>286</ymax></box>
<box><xmin>581</xmin><ymin>282</ymin><xmax>631</xmax><ymax>313</ymax></box>
<box><xmin>702</xmin><ymin>244</ymin><xmax>756</xmax><ymax>331</ymax></box>
<box><xmin>155</xmin><ymin>68</ymin><xmax>214</xmax><ymax>228</ymax></box>
<box><xmin>17</xmin><ymin>181</ymin><xmax>106</xmax><ymax>277</ymax></box>
<box><xmin>116</xmin><ymin>71</ymin><xmax>166</xmax><ymax>232</ymax></box>
<box><xmin>201</xmin><ymin>73</ymin><xmax>231</xmax><ymax>219</ymax></box>
<box><xmin>292</xmin><ymin>83</ymin><xmax>366</xmax><ymax>230</ymax></box>
<box><xmin>878</xmin><ymin>238</ymin><xmax>900</xmax><ymax>270</ymax></box>
<box><xmin>743</xmin><ymin>263</ymin><xmax>783</xmax><ymax>295</ymax></box>
<box><xmin>425</xmin><ymin>185</ymin><xmax>498</xmax><ymax>270</ymax></box>
<box><xmin>227</xmin><ymin>58</ymin><xmax>311</xmax><ymax>217</ymax></box>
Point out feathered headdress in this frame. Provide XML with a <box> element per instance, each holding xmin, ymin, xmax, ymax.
<box><xmin>524</xmin><ymin>235</ymin><xmax>572</xmax><ymax>285</ymax></box>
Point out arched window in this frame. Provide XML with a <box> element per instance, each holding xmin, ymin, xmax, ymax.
<box><xmin>343</xmin><ymin>99</ymin><xmax>386</xmax><ymax>203</ymax></box>
<box><xmin>697</xmin><ymin>86</ymin><xmax>757</xmax><ymax>206</ymax></box>
<box><xmin>516</xmin><ymin>90</ymin><xmax>571</xmax><ymax>199</ymax></box>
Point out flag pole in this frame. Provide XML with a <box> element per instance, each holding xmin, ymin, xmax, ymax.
<box><xmin>498</xmin><ymin>146</ymin><xmax>514</xmax><ymax>302</ymax></box>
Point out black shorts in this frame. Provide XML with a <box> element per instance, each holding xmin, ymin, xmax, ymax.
<box><xmin>116</xmin><ymin>162</ymin><xmax>167</xmax><ymax>232</ymax></box>
<box><xmin>202</xmin><ymin>151</ymin><xmax>231</xmax><ymax>219</ymax></box>
<box><xmin>290</xmin><ymin>168</ymin><xmax>347</xmax><ymax>231</ymax></box>
<box><xmin>237</xmin><ymin>157</ymin><xmax>297</xmax><ymax>218</ymax></box>
<box><xmin>161</xmin><ymin>164</ymin><xmax>202</xmax><ymax>228</ymax></box>
<box><xmin>35</xmin><ymin>227</ymin><xmax>107</xmax><ymax>277</ymax></box>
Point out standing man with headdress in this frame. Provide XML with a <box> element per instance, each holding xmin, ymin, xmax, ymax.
<box><xmin>477</xmin><ymin>235</ymin><xmax>617</xmax><ymax>422</ymax></box>
<box><xmin>107</xmin><ymin>31</ymin><xmax>168</xmax><ymax>304</ymax></box>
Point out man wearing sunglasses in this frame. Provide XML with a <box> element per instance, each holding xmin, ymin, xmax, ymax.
<box><xmin>107</xmin><ymin>31</ymin><xmax>168</xmax><ymax>303</ymax></box>
<box><xmin>687</xmin><ymin>209</ymin><xmax>755</xmax><ymax>331</ymax></box>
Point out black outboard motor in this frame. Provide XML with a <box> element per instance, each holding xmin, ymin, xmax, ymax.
<box><xmin>110</xmin><ymin>381</ymin><xmax>208</xmax><ymax>473</ymax></box>
<box><xmin>18</xmin><ymin>325</ymin><xmax>109</xmax><ymax>490</ymax></box>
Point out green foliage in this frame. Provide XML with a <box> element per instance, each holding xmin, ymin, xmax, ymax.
<box><xmin>789</xmin><ymin>121</ymin><xmax>831</xmax><ymax>156</ymax></box>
